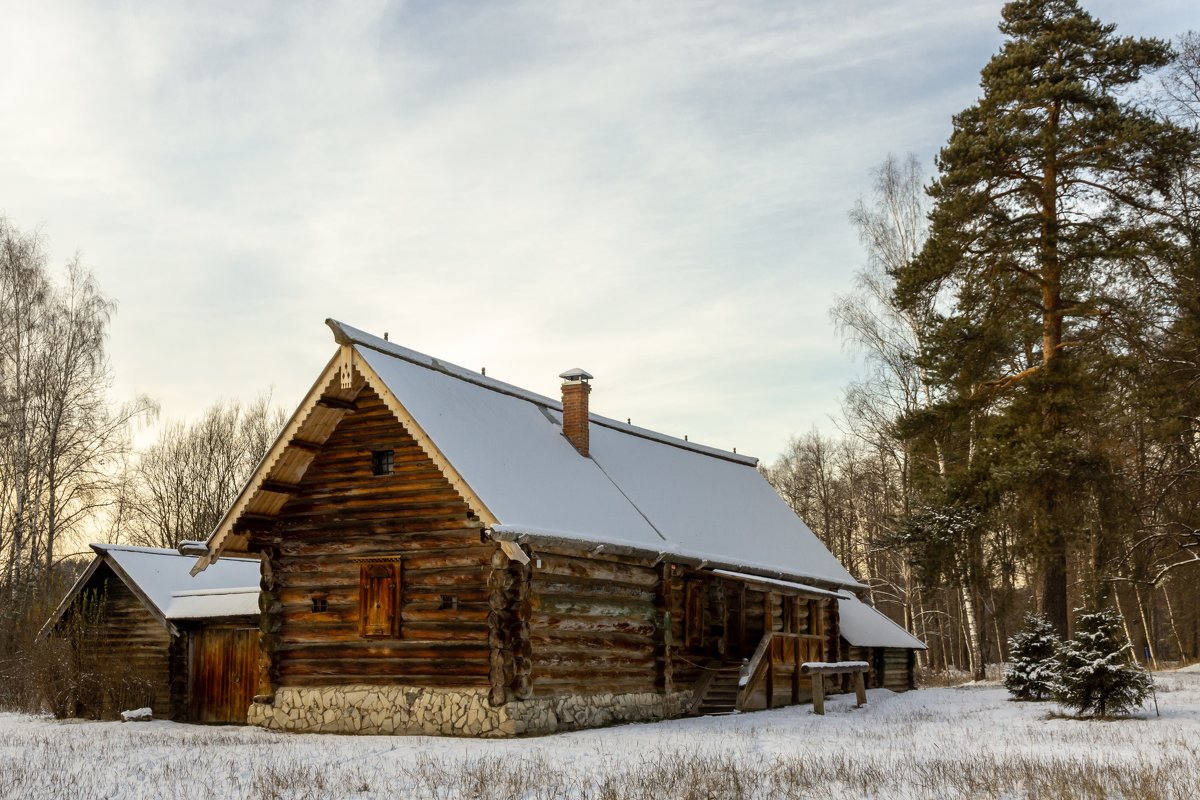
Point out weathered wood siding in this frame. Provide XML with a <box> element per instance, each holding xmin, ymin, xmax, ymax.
<box><xmin>879</xmin><ymin>647</ymin><xmax>915</xmax><ymax>692</ymax></box>
<box><xmin>71</xmin><ymin>566</ymin><xmax>173</xmax><ymax>718</ymax></box>
<box><xmin>528</xmin><ymin>549</ymin><xmax>660</xmax><ymax>696</ymax></box>
<box><xmin>258</xmin><ymin>385</ymin><xmax>493</xmax><ymax>689</ymax></box>
<box><xmin>842</xmin><ymin>644</ymin><xmax>918</xmax><ymax>692</ymax></box>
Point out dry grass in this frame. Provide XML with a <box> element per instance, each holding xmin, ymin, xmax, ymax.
<box><xmin>2</xmin><ymin>680</ymin><xmax>1199</xmax><ymax>800</ymax></box>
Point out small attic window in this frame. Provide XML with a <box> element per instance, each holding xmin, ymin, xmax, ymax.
<box><xmin>439</xmin><ymin>594</ymin><xmax>458</xmax><ymax>611</ymax></box>
<box><xmin>372</xmin><ymin>450</ymin><xmax>394</xmax><ymax>476</ymax></box>
<box><xmin>311</xmin><ymin>595</ymin><xmax>328</xmax><ymax>613</ymax></box>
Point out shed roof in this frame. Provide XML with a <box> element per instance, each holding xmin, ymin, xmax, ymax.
<box><xmin>837</xmin><ymin>595</ymin><xmax>927</xmax><ymax>650</ymax></box>
<box><xmin>197</xmin><ymin>320</ymin><xmax>861</xmax><ymax>591</ymax></box>
<box><xmin>41</xmin><ymin>545</ymin><xmax>259</xmax><ymax>638</ymax></box>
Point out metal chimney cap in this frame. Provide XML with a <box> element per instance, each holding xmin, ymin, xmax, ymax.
<box><xmin>559</xmin><ymin>368</ymin><xmax>593</xmax><ymax>383</ymax></box>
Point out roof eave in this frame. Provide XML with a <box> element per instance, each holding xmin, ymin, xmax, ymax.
<box><xmin>487</xmin><ymin>526</ymin><xmax>861</xmax><ymax>594</ymax></box>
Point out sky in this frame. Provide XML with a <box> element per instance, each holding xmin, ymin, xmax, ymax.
<box><xmin>1</xmin><ymin>0</ymin><xmax>1195</xmax><ymax>464</ymax></box>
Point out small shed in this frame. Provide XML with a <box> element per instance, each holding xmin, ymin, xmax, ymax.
<box><xmin>41</xmin><ymin>544</ymin><xmax>261</xmax><ymax>722</ymax></box>
<box><xmin>837</xmin><ymin>594</ymin><xmax>926</xmax><ymax>692</ymax></box>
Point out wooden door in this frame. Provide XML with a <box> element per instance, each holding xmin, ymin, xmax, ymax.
<box><xmin>359</xmin><ymin>563</ymin><xmax>399</xmax><ymax>638</ymax></box>
<box><xmin>189</xmin><ymin>626</ymin><xmax>260</xmax><ymax>723</ymax></box>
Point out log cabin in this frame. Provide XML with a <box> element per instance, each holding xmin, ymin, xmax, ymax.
<box><xmin>40</xmin><ymin>544</ymin><xmax>261</xmax><ymax>722</ymax></box>
<box><xmin>184</xmin><ymin>319</ymin><xmax>924</xmax><ymax>736</ymax></box>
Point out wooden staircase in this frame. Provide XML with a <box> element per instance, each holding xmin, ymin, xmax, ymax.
<box><xmin>690</xmin><ymin>661</ymin><xmax>745</xmax><ymax>716</ymax></box>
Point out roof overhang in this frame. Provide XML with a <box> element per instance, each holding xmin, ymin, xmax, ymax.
<box><xmin>487</xmin><ymin>525</ymin><xmax>862</xmax><ymax>594</ymax></box>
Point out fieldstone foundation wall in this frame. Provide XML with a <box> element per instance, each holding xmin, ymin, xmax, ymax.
<box><xmin>248</xmin><ymin>685</ymin><xmax>692</xmax><ymax>737</ymax></box>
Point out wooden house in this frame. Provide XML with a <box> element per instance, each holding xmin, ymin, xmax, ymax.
<box><xmin>186</xmin><ymin>319</ymin><xmax>923</xmax><ymax>736</ymax></box>
<box><xmin>838</xmin><ymin>594</ymin><xmax>926</xmax><ymax>693</ymax></box>
<box><xmin>40</xmin><ymin>544</ymin><xmax>261</xmax><ymax>723</ymax></box>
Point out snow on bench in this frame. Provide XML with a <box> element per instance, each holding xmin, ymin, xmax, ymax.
<box><xmin>800</xmin><ymin>660</ymin><xmax>870</xmax><ymax>675</ymax></box>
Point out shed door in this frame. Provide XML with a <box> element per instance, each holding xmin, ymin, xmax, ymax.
<box><xmin>189</xmin><ymin>627</ymin><xmax>260</xmax><ymax>723</ymax></box>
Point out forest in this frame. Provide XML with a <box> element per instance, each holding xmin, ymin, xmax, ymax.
<box><xmin>763</xmin><ymin>5</ymin><xmax>1200</xmax><ymax>679</ymax></box>
<box><xmin>1</xmin><ymin>0</ymin><xmax>1198</xmax><ymax>694</ymax></box>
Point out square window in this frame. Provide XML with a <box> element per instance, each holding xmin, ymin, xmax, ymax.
<box><xmin>371</xmin><ymin>449</ymin><xmax>394</xmax><ymax>476</ymax></box>
<box><xmin>311</xmin><ymin>596</ymin><xmax>328</xmax><ymax>613</ymax></box>
<box><xmin>439</xmin><ymin>594</ymin><xmax>458</xmax><ymax>611</ymax></box>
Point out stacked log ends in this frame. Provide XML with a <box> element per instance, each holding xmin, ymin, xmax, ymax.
<box><xmin>509</xmin><ymin>557</ymin><xmax>533</xmax><ymax>700</ymax></box>
<box><xmin>486</xmin><ymin>549</ymin><xmax>513</xmax><ymax>707</ymax></box>
<box><xmin>258</xmin><ymin>546</ymin><xmax>284</xmax><ymax>697</ymax></box>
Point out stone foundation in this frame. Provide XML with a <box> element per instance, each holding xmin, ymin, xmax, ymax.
<box><xmin>248</xmin><ymin>685</ymin><xmax>692</xmax><ymax>737</ymax></box>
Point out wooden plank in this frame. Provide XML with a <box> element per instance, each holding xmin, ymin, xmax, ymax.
<box><xmin>260</xmin><ymin>480</ymin><xmax>302</xmax><ymax>495</ymax></box>
<box><xmin>236</xmin><ymin>513</ymin><xmax>279</xmax><ymax>532</ymax></box>
<box><xmin>811</xmin><ymin>673</ymin><xmax>825</xmax><ymax>715</ymax></box>
<box><xmin>854</xmin><ymin>671</ymin><xmax>867</xmax><ymax>707</ymax></box>
<box><xmin>317</xmin><ymin>396</ymin><xmax>357</xmax><ymax>411</ymax></box>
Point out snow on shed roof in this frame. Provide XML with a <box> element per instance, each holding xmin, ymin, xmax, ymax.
<box><xmin>166</xmin><ymin>588</ymin><xmax>260</xmax><ymax>620</ymax></box>
<box><xmin>95</xmin><ymin>544</ymin><xmax>260</xmax><ymax>621</ymax></box>
<box><xmin>837</xmin><ymin>594</ymin><xmax>926</xmax><ymax>650</ymax></box>
<box><xmin>338</xmin><ymin>321</ymin><xmax>860</xmax><ymax>590</ymax></box>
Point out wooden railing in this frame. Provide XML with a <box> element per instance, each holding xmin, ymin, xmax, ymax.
<box><xmin>686</xmin><ymin>660</ymin><xmax>723</xmax><ymax>716</ymax></box>
<box><xmin>736</xmin><ymin>631</ymin><xmax>824</xmax><ymax>710</ymax></box>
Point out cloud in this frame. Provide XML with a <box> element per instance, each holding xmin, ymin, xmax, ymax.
<box><xmin>1</xmin><ymin>0</ymin><xmax>1192</xmax><ymax>461</ymax></box>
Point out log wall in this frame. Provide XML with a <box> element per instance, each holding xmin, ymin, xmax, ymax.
<box><xmin>256</xmin><ymin>386</ymin><xmax>493</xmax><ymax>689</ymax></box>
<box><xmin>71</xmin><ymin>567</ymin><xmax>173</xmax><ymax>718</ymax></box>
<box><xmin>842</xmin><ymin>644</ymin><xmax>917</xmax><ymax>692</ymax></box>
<box><xmin>528</xmin><ymin>548</ymin><xmax>660</xmax><ymax>696</ymax></box>
<box><xmin>879</xmin><ymin>647</ymin><xmax>915</xmax><ymax>692</ymax></box>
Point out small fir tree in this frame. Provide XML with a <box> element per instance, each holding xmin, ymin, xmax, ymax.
<box><xmin>1004</xmin><ymin>614</ymin><xmax>1060</xmax><ymax>700</ymax></box>
<box><xmin>1054</xmin><ymin>609</ymin><xmax>1152</xmax><ymax>717</ymax></box>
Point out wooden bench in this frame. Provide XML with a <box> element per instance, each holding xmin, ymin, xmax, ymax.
<box><xmin>800</xmin><ymin>661</ymin><xmax>870</xmax><ymax>715</ymax></box>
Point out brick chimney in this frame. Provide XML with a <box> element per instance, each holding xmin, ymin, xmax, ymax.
<box><xmin>559</xmin><ymin>368</ymin><xmax>593</xmax><ymax>457</ymax></box>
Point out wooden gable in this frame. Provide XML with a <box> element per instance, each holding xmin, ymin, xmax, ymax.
<box><xmin>256</xmin><ymin>384</ymin><xmax>495</xmax><ymax>689</ymax></box>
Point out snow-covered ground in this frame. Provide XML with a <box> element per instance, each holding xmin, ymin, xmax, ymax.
<box><xmin>2</xmin><ymin>671</ymin><xmax>1198</xmax><ymax>799</ymax></box>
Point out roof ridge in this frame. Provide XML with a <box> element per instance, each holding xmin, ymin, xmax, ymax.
<box><xmin>328</xmin><ymin>319</ymin><xmax>758</xmax><ymax>466</ymax></box>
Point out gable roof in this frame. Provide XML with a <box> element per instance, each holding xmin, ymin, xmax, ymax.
<box><xmin>837</xmin><ymin>595</ymin><xmax>927</xmax><ymax>650</ymax></box>
<box><xmin>41</xmin><ymin>544</ymin><xmax>260</xmax><ymax>638</ymax></box>
<box><xmin>196</xmin><ymin>320</ymin><xmax>861</xmax><ymax>591</ymax></box>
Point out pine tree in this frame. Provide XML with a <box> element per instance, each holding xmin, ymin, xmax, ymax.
<box><xmin>1004</xmin><ymin>614</ymin><xmax>1061</xmax><ymax>700</ymax></box>
<box><xmin>891</xmin><ymin>0</ymin><xmax>1196</xmax><ymax>634</ymax></box>
<box><xmin>1054</xmin><ymin>609</ymin><xmax>1151</xmax><ymax>717</ymax></box>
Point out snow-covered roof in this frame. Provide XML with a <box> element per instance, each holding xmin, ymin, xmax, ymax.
<box><xmin>93</xmin><ymin>544</ymin><xmax>260</xmax><ymax>621</ymax></box>
<box><xmin>335</xmin><ymin>321</ymin><xmax>861</xmax><ymax>590</ymax></box>
<box><xmin>40</xmin><ymin>544</ymin><xmax>261</xmax><ymax>639</ymax></box>
<box><xmin>166</xmin><ymin>587</ymin><xmax>261</xmax><ymax>619</ymax></box>
<box><xmin>837</xmin><ymin>595</ymin><xmax>926</xmax><ymax>650</ymax></box>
